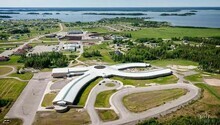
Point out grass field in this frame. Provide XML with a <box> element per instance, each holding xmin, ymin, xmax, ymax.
<box><xmin>111</xmin><ymin>75</ymin><xmax>178</xmax><ymax>86</ymax></box>
<box><xmin>149</xmin><ymin>59</ymin><xmax>198</xmax><ymax>67</ymax></box>
<box><xmin>77</xmin><ymin>78</ymin><xmax>103</xmax><ymax>106</ymax></box>
<box><xmin>83</xmin><ymin>27</ymin><xmax>109</xmax><ymax>33</ymax></box>
<box><xmin>0</xmin><ymin>78</ymin><xmax>27</xmax><ymax>121</ymax></box>
<box><xmin>158</xmin><ymin>86</ymin><xmax>220</xmax><ymax>123</ymax></box>
<box><xmin>123</xmin><ymin>89</ymin><xmax>187</xmax><ymax>113</ymax></box>
<box><xmin>79</xmin><ymin>43</ymin><xmax>115</xmax><ymax>64</ymax></box>
<box><xmin>41</xmin><ymin>93</ymin><xmax>57</xmax><ymax>107</ymax></box>
<box><xmin>9</xmin><ymin>72</ymin><xmax>34</xmax><ymax>80</ymax></box>
<box><xmin>0</xmin><ymin>56</ymin><xmax>22</xmax><ymax>66</ymax></box>
<box><xmin>125</xmin><ymin>27</ymin><xmax>220</xmax><ymax>39</ymax></box>
<box><xmin>97</xmin><ymin>110</ymin><xmax>119</xmax><ymax>122</ymax></box>
<box><xmin>105</xmin><ymin>83</ymin><xmax>116</xmax><ymax>87</ymax></box>
<box><xmin>33</xmin><ymin>109</ymin><xmax>91</xmax><ymax>125</ymax></box>
<box><xmin>196</xmin><ymin>83</ymin><xmax>220</xmax><ymax>100</ymax></box>
<box><xmin>0</xmin><ymin>67</ymin><xmax>13</xmax><ymax>76</ymax></box>
<box><xmin>95</xmin><ymin>90</ymin><xmax>116</xmax><ymax>108</ymax></box>
<box><xmin>185</xmin><ymin>74</ymin><xmax>203</xmax><ymax>83</ymax></box>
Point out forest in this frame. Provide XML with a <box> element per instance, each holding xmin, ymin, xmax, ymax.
<box><xmin>110</xmin><ymin>40</ymin><xmax>220</xmax><ymax>73</ymax></box>
<box><xmin>18</xmin><ymin>52</ymin><xmax>69</xmax><ymax>69</ymax></box>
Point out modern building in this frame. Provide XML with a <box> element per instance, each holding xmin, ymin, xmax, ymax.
<box><xmin>52</xmin><ymin>63</ymin><xmax>172</xmax><ymax>109</ymax></box>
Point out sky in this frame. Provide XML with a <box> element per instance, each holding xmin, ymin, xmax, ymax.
<box><xmin>0</xmin><ymin>0</ymin><xmax>220</xmax><ymax>7</ymax></box>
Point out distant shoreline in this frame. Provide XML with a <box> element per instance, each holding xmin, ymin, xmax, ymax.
<box><xmin>0</xmin><ymin>7</ymin><xmax>220</xmax><ymax>12</ymax></box>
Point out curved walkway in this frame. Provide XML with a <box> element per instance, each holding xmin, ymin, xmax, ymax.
<box><xmin>85</xmin><ymin>79</ymin><xmax>123</xmax><ymax>125</ymax></box>
<box><xmin>86</xmin><ymin>83</ymin><xmax>201</xmax><ymax>125</ymax></box>
<box><xmin>0</xmin><ymin>66</ymin><xmax>16</xmax><ymax>77</ymax></box>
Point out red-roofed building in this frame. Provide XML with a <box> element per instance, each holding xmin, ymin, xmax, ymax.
<box><xmin>13</xmin><ymin>49</ymin><xmax>26</xmax><ymax>55</ymax></box>
<box><xmin>0</xmin><ymin>56</ymin><xmax>10</xmax><ymax>61</ymax></box>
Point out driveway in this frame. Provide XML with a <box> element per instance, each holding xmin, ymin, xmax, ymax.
<box><xmin>5</xmin><ymin>72</ymin><xmax>52</xmax><ymax>125</ymax></box>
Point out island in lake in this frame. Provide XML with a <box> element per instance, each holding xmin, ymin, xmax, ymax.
<box><xmin>160</xmin><ymin>12</ymin><xmax>196</xmax><ymax>16</ymax></box>
<box><xmin>0</xmin><ymin>12</ymin><xmax>20</xmax><ymax>14</ymax></box>
<box><xmin>83</xmin><ymin>13</ymin><xmax>147</xmax><ymax>16</ymax></box>
<box><xmin>0</xmin><ymin>15</ymin><xmax>12</xmax><ymax>18</ymax></box>
<box><xmin>27</xmin><ymin>12</ymin><xmax>40</xmax><ymax>15</ymax></box>
<box><xmin>42</xmin><ymin>13</ymin><xmax>53</xmax><ymax>15</ymax></box>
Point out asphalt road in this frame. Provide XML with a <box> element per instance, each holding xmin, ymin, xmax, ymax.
<box><xmin>102</xmin><ymin>84</ymin><xmax>200</xmax><ymax>125</ymax></box>
<box><xmin>0</xmin><ymin>23</ymin><xmax>63</xmax><ymax>57</ymax></box>
<box><xmin>85</xmin><ymin>79</ymin><xmax>200</xmax><ymax>125</ymax></box>
<box><xmin>5</xmin><ymin>72</ymin><xmax>52</xmax><ymax>125</ymax></box>
<box><xmin>85</xmin><ymin>79</ymin><xmax>123</xmax><ymax>125</ymax></box>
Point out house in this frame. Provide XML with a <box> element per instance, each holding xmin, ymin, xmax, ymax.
<box><xmin>13</xmin><ymin>49</ymin><xmax>26</xmax><ymax>55</ymax></box>
<box><xmin>0</xmin><ymin>56</ymin><xmax>10</xmax><ymax>61</ymax></box>
<box><xmin>22</xmin><ymin>44</ymin><xmax>32</xmax><ymax>51</ymax></box>
<box><xmin>64</xmin><ymin>35</ymin><xmax>82</xmax><ymax>40</ymax></box>
<box><xmin>68</xmin><ymin>30</ymin><xmax>83</xmax><ymax>35</ymax></box>
<box><xmin>63</xmin><ymin>44</ymin><xmax>80</xmax><ymax>51</ymax></box>
<box><xmin>46</xmin><ymin>34</ymin><xmax>57</xmax><ymax>38</ymax></box>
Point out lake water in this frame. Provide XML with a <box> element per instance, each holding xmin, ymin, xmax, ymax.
<box><xmin>1</xmin><ymin>7</ymin><xmax>220</xmax><ymax>28</ymax></box>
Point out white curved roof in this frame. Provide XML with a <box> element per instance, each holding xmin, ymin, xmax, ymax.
<box><xmin>53</xmin><ymin>63</ymin><xmax>172</xmax><ymax>105</ymax></box>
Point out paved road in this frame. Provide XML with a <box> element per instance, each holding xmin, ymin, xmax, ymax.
<box><xmin>5</xmin><ymin>72</ymin><xmax>52</xmax><ymax>125</ymax></box>
<box><xmin>86</xmin><ymin>80</ymin><xmax>200</xmax><ymax>125</ymax></box>
<box><xmin>85</xmin><ymin>79</ymin><xmax>123</xmax><ymax>125</ymax></box>
<box><xmin>0</xmin><ymin>23</ymin><xmax>63</xmax><ymax>57</ymax></box>
<box><xmin>102</xmin><ymin>84</ymin><xmax>200</xmax><ymax>125</ymax></box>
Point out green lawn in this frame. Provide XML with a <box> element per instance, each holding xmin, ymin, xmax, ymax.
<box><xmin>111</xmin><ymin>75</ymin><xmax>178</xmax><ymax>86</ymax></box>
<box><xmin>95</xmin><ymin>90</ymin><xmax>116</xmax><ymax>108</ymax></box>
<box><xmin>79</xmin><ymin>43</ymin><xmax>115</xmax><ymax>64</ymax></box>
<box><xmin>125</xmin><ymin>27</ymin><xmax>220</xmax><ymax>39</ymax></box>
<box><xmin>123</xmin><ymin>89</ymin><xmax>187</xmax><ymax>113</ymax></box>
<box><xmin>77</xmin><ymin>78</ymin><xmax>103</xmax><ymax>106</ymax></box>
<box><xmin>149</xmin><ymin>59</ymin><xmax>198</xmax><ymax>67</ymax></box>
<box><xmin>41</xmin><ymin>93</ymin><xmax>57</xmax><ymax>107</ymax></box>
<box><xmin>185</xmin><ymin>74</ymin><xmax>203</xmax><ymax>83</ymax></box>
<box><xmin>105</xmin><ymin>83</ymin><xmax>116</xmax><ymax>87</ymax></box>
<box><xmin>0</xmin><ymin>78</ymin><xmax>27</xmax><ymax>121</ymax></box>
<box><xmin>9</xmin><ymin>72</ymin><xmax>33</xmax><ymax>80</ymax></box>
<box><xmin>83</xmin><ymin>27</ymin><xmax>109</xmax><ymax>33</ymax></box>
<box><xmin>0</xmin><ymin>56</ymin><xmax>22</xmax><ymax>66</ymax></box>
<box><xmin>97</xmin><ymin>110</ymin><xmax>119</xmax><ymax>122</ymax></box>
<box><xmin>0</xmin><ymin>67</ymin><xmax>13</xmax><ymax>76</ymax></box>
<box><xmin>196</xmin><ymin>83</ymin><xmax>220</xmax><ymax>100</ymax></box>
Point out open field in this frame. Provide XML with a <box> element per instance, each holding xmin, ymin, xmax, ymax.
<box><xmin>125</xmin><ymin>27</ymin><xmax>220</xmax><ymax>39</ymax></box>
<box><xmin>123</xmin><ymin>89</ymin><xmax>187</xmax><ymax>113</ymax></box>
<box><xmin>0</xmin><ymin>78</ymin><xmax>27</xmax><ymax>121</ymax></box>
<box><xmin>33</xmin><ymin>109</ymin><xmax>91</xmax><ymax>125</ymax></box>
<box><xmin>149</xmin><ymin>59</ymin><xmax>198</xmax><ymax>67</ymax></box>
<box><xmin>9</xmin><ymin>72</ymin><xmax>34</xmax><ymax>80</ymax></box>
<box><xmin>83</xmin><ymin>27</ymin><xmax>109</xmax><ymax>33</ymax></box>
<box><xmin>77</xmin><ymin>78</ymin><xmax>103</xmax><ymax>106</ymax></box>
<box><xmin>41</xmin><ymin>93</ymin><xmax>57</xmax><ymax>107</ymax></box>
<box><xmin>105</xmin><ymin>83</ymin><xmax>116</xmax><ymax>87</ymax></box>
<box><xmin>0</xmin><ymin>56</ymin><xmax>22</xmax><ymax>66</ymax></box>
<box><xmin>79</xmin><ymin>43</ymin><xmax>115</xmax><ymax>64</ymax></box>
<box><xmin>97</xmin><ymin>110</ymin><xmax>119</xmax><ymax>122</ymax></box>
<box><xmin>0</xmin><ymin>67</ymin><xmax>13</xmax><ymax>76</ymax></box>
<box><xmin>158</xmin><ymin>86</ymin><xmax>220</xmax><ymax>123</ymax></box>
<box><xmin>95</xmin><ymin>90</ymin><xmax>116</xmax><ymax>108</ymax></box>
<box><xmin>185</xmin><ymin>74</ymin><xmax>203</xmax><ymax>83</ymax></box>
<box><xmin>196</xmin><ymin>83</ymin><xmax>220</xmax><ymax>100</ymax></box>
<box><xmin>111</xmin><ymin>75</ymin><xmax>178</xmax><ymax>86</ymax></box>
<box><xmin>29</xmin><ymin>41</ymin><xmax>59</xmax><ymax>47</ymax></box>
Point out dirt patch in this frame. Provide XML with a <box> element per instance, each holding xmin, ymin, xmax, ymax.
<box><xmin>168</xmin><ymin>65</ymin><xmax>197</xmax><ymax>72</ymax></box>
<box><xmin>33</xmin><ymin>109</ymin><xmax>91</xmax><ymax>125</ymax></box>
<box><xmin>204</xmin><ymin>79</ymin><xmax>220</xmax><ymax>86</ymax></box>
